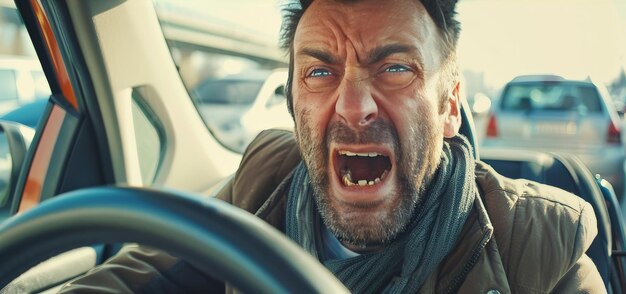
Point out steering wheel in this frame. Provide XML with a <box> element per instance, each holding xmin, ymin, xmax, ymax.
<box><xmin>0</xmin><ymin>187</ymin><xmax>349</xmax><ymax>293</ymax></box>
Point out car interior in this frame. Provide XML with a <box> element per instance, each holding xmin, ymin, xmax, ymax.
<box><xmin>0</xmin><ymin>0</ymin><xmax>624</xmax><ymax>293</ymax></box>
<box><xmin>1</xmin><ymin>90</ymin><xmax>624</xmax><ymax>293</ymax></box>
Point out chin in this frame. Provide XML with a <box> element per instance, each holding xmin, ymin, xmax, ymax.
<box><xmin>315</xmin><ymin>184</ymin><xmax>413</xmax><ymax>246</ymax></box>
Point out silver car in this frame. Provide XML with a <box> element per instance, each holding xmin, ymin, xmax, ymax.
<box><xmin>482</xmin><ymin>75</ymin><xmax>625</xmax><ymax>199</ymax></box>
<box><xmin>193</xmin><ymin>69</ymin><xmax>292</xmax><ymax>153</ymax></box>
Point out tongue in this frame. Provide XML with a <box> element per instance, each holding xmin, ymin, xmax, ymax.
<box><xmin>345</xmin><ymin>156</ymin><xmax>388</xmax><ymax>182</ymax></box>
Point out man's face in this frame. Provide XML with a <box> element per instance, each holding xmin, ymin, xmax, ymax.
<box><xmin>292</xmin><ymin>0</ymin><xmax>460</xmax><ymax>248</ymax></box>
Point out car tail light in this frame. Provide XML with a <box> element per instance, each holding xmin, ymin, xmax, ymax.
<box><xmin>486</xmin><ymin>114</ymin><xmax>498</xmax><ymax>138</ymax></box>
<box><xmin>607</xmin><ymin>121</ymin><xmax>621</xmax><ymax>144</ymax></box>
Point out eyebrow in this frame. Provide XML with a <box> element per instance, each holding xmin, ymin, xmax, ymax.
<box><xmin>298</xmin><ymin>48</ymin><xmax>338</xmax><ymax>64</ymax></box>
<box><xmin>366</xmin><ymin>44</ymin><xmax>416</xmax><ymax>64</ymax></box>
<box><xmin>297</xmin><ymin>43</ymin><xmax>420</xmax><ymax>65</ymax></box>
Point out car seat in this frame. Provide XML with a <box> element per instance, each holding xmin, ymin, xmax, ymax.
<box><xmin>516</xmin><ymin>96</ymin><xmax>533</xmax><ymax>111</ymax></box>
<box><xmin>597</xmin><ymin>176</ymin><xmax>626</xmax><ymax>293</ymax></box>
<box><xmin>459</xmin><ymin>99</ymin><xmax>614</xmax><ymax>289</ymax></box>
<box><xmin>482</xmin><ymin>152</ymin><xmax>612</xmax><ymax>288</ymax></box>
<box><xmin>560</xmin><ymin>94</ymin><xmax>577</xmax><ymax>111</ymax></box>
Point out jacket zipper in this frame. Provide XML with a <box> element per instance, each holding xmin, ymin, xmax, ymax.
<box><xmin>443</xmin><ymin>228</ymin><xmax>493</xmax><ymax>294</ymax></box>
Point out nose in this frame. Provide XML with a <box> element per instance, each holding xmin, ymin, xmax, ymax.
<box><xmin>335</xmin><ymin>75</ymin><xmax>378</xmax><ymax>128</ymax></box>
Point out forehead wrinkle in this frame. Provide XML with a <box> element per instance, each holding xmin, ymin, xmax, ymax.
<box><xmin>298</xmin><ymin>47</ymin><xmax>338</xmax><ymax>65</ymax></box>
<box><xmin>366</xmin><ymin>44</ymin><xmax>423</xmax><ymax>65</ymax></box>
<box><xmin>295</xmin><ymin>5</ymin><xmax>350</xmax><ymax>62</ymax></box>
<box><xmin>352</xmin><ymin>1</ymin><xmax>441</xmax><ymax>69</ymax></box>
<box><xmin>296</xmin><ymin>0</ymin><xmax>444</xmax><ymax>71</ymax></box>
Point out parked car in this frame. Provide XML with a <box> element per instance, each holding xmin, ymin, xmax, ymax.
<box><xmin>193</xmin><ymin>69</ymin><xmax>292</xmax><ymax>152</ymax></box>
<box><xmin>482</xmin><ymin>75</ymin><xmax>625</xmax><ymax>199</ymax></box>
<box><xmin>0</xmin><ymin>56</ymin><xmax>50</xmax><ymax>115</ymax></box>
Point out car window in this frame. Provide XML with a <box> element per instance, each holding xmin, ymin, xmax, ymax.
<box><xmin>0</xmin><ymin>69</ymin><xmax>18</xmax><ymax>102</ymax></box>
<box><xmin>131</xmin><ymin>88</ymin><xmax>165</xmax><ymax>184</ymax></box>
<box><xmin>0</xmin><ymin>4</ymin><xmax>51</xmax><ymax>212</ymax></box>
<box><xmin>30</xmin><ymin>70</ymin><xmax>50</xmax><ymax>99</ymax></box>
<box><xmin>457</xmin><ymin>1</ymin><xmax>626</xmax><ymax>143</ymax></box>
<box><xmin>193</xmin><ymin>79</ymin><xmax>264</xmax><ymax>105</ymax></box>
<box><xmin>501</xmin><ymin>83</ymin><xmax>603</xmax><ymax>112</ymax></box>
<box><xmin>266</xmin><ymin>86</ymin><xmax>286</xmax><ymax>107</ymax></box>
<box><xmin>0</xmin><ymin>130</ymin><xmax>11</xmax><ymax>206</ymax></box>
<box><xmin>151</xmin><ymin>0</ymin><xmax>290</xmax><ymax>153</ymax></box>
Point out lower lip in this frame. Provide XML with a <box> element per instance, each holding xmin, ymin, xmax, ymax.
<box><xmin>329</xmin><ymin>168</ymin><xmax>394</xmax><ymax>203</ymax></box>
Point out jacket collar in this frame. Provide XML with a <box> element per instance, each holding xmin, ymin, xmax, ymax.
<box><xmin>255</xmin><ymin>164</ymin><xmax>509</xmax><ymax>293</ymax></box>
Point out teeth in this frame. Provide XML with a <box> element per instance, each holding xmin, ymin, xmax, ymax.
<box><xmin>340</xmin><ymin>167</ymin><xmax>390</xmax><ymax>188</ymax></box>
<box><xmin>381</xmin><ymin>170</ymin><xmax>389</xmax><ymax>180</ymax></box>
<box><xmin>347</xmin><ymin>178</ymin><xmax>380</xmax><ymax>187</ymax></box>
<box><xmin>339</xmin><ymin>150</ymin><xmax>382</xmax><ymax>157</ymax></box>
<box><xmin>343</xmin><ymin>177</ymin><xmax>384</xmax><ymax>187</ymax></box>
<box><xmin>342</xmin><ymin>170</ymin><xmax>355</xmax><ymax>186</ymax></box>
<box><xmin>343</xmin><ymin>174</ymin><xmax>355</xmax><ymax>186</ymax></box>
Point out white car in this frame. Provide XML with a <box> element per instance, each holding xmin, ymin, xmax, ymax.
<box><xmin>0</xmin><ymin>56</ymin><xmax>50</xmax><ymax>115</ymax></box>
<box><xmin>193</xmin><ymin>69</ymin><xmax>292</xmax><ymax>152</ymax></box>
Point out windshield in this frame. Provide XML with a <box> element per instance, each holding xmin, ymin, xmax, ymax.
<box><xmin>0</xmin><ymin>69</ymin><xmax>17</xmax><ymax>102</ymax></box>
<box><xmin>501</xmin><ymin>82</ymin><xmax>603</xmax><ymax>112</ymax></box>
<box><xmin>152</xmin><ymin>0</ymin><xmax>287</xmax><ymax>152</ymax></box>
<box><xmin>149</xmin><ymin>0</ymin><xmax>626</xmax><ymax>152</ymax></box>
<box><xmin>193</xmin><ymin>79</ymin><xmax>264</xmax><ymax>105</ymax></box>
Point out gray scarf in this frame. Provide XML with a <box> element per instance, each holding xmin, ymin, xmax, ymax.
<box><xmin>286</xmin><ymin>135</ymin><xmax>477</xmax><ymax>293</ymax></box>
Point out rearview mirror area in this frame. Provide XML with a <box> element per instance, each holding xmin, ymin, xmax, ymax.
<box><xmin>0</xmin><ymin>120</ymin><xmax>34</xmax><ymax>217</ymax></box>
<box><xmin>0</xmin><ymin>131</ymin><xmax>11</xmax><ymax>206</ymax></box>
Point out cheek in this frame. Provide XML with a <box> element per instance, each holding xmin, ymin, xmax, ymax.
<box><xmin>293</xmin><ymin>85</ymin><xmax>337</xmax><ymax>138</ymax></box>
<box><xmin>382</xmin><ymin>89</ymin><xmax>443</xmax><ymax>146</ymax></box>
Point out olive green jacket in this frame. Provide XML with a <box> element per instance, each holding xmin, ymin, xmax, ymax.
<box><xmin>61</xmin><ymin>129</ymin><xmax>604</xmax><ymax>293</ymax></box>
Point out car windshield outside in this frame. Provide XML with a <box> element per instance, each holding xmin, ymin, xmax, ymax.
<box><xmin>193</xmin><ymin>79</ymin><xmax>264</xmax><ymax>105</ymax></box>
<box><xmin>0</xmin><ymin>57</ymin><xmax>50</xmax><ymax>115</ymax></box>
<box><xmin>0</xmin><ymin>69</ymin><xmax>16</xmax><ymax>100</ymax></box>
<box><xmin>144</xmin><ymin>0</ymin><xmax>626</xmax><ymax>156</ymax></box>
<box><xmin>150</xmin><ymin>0</ymin><xmax>626</xmax><ymax>195</ymax></box>
<box><xmin>501</xmin><ymin>82</ymin><xmax>603</xmax><ymax>113</ymax></box>
<box><xmin>150</xmin><ymin>0</ymin><xmax>289</xmax><ymax>152</ymax></box>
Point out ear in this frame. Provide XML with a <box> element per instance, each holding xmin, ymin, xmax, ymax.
<box><xmin>443</xmin><ymin>81</ymin><xmax>461</xmax><ymax>138</ymax></box>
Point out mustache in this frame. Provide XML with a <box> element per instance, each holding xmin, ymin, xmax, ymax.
<box><xmin>326</xmin><ymin>119</ymin><xmax>401</xmax><ymax>150</ymax></box>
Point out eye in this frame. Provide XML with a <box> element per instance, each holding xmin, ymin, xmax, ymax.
<box><xmin>304</xmin><ymin>68</ymin><xmax>337</xmax><ymax>92</ymax></box>
<box><xmin>377</xmin><ymin>64</ymin><xmax>416</xmax><ymax>89</ymax></box>
<box><xmin>308</xmin><ymin>68</ymin><xmax>333</xmax><ymax>78</ymax></box>
<box><xmin>384</xmin><ymin>64</ymin><xmax>410</xmax><ymax>73</ymax></box>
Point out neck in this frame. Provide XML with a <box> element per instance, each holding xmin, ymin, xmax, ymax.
<box><xmin>342</xmin><ymin>241</ymin><xmax>385</xmax><ymax>253</ymax></box>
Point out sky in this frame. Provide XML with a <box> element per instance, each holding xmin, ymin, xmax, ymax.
<box><xmin>456</xmin><ymin>0</ymin><xmax>626</xmax><ymax>88</ymax></box>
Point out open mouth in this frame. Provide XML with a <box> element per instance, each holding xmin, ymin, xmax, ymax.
<box><xmin>334</xmin><ymin>150</ymin><xmax>392</xmax><ymax>187</ymax></box>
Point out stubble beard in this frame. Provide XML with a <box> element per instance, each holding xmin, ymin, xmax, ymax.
<box><xmin>295</xmin><ymin>109</ymin><xmax>443</xmax><ymax>248</ymax></box>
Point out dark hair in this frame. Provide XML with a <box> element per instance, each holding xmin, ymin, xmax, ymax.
<box><xmin>280</xmin><ymin>0</ymin><xmax>461</xmax><ymax>117</ymax></box>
